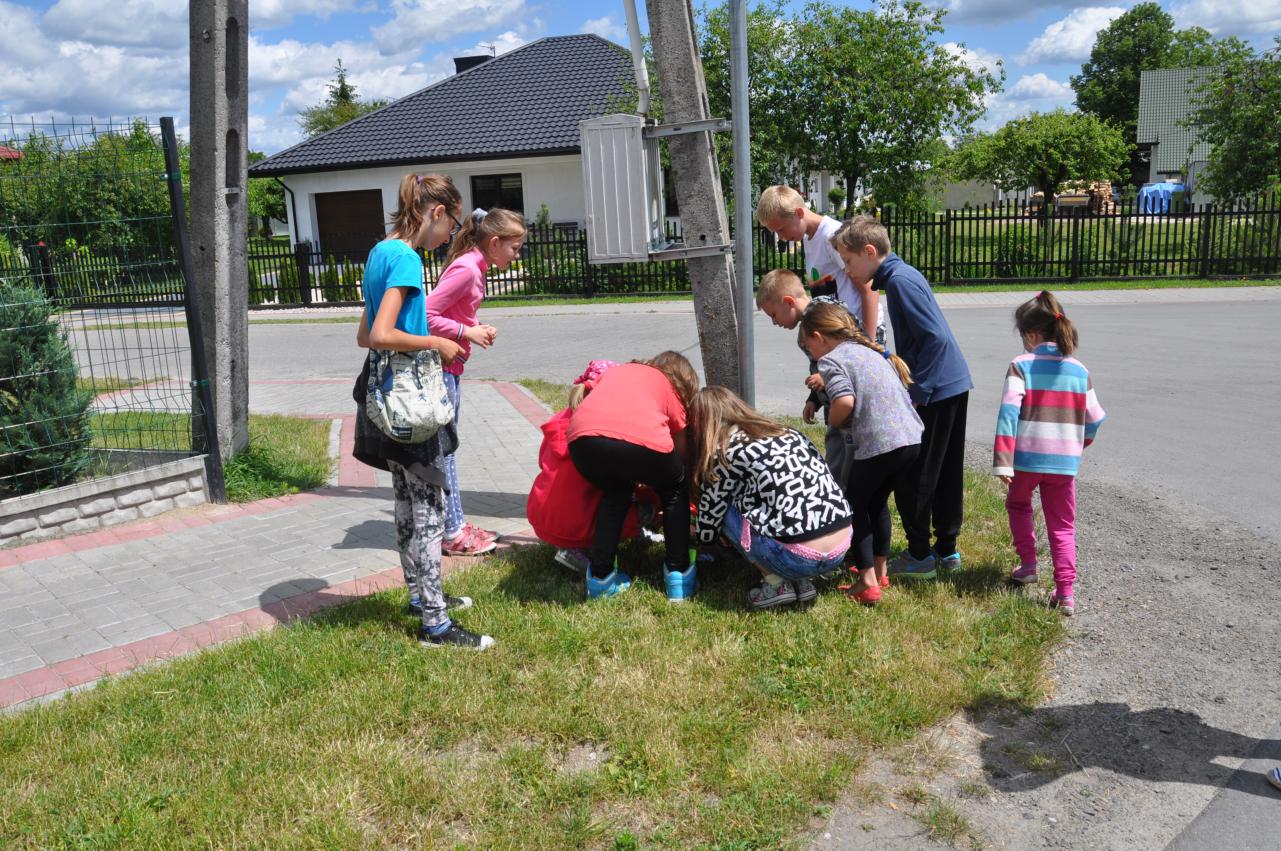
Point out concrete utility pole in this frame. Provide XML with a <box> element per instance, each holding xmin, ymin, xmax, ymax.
<box><xmin>644</xmin><ymin>0</ymin><xmax>741</xmax><ymax>394</ymax></box>
<box><xmin>189</xmin><ymin>0</ymin><xmax>249</xmax><ymax>458</ymax></box>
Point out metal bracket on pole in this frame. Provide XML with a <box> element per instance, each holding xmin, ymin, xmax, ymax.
<box><xmin>642</xmin><ymin>118</ymin><xmax>731</xmax><ymax>138</ymax></box>
<box><xmin>647</xmin><ymin>242</ymin><xmax>734</xmax><ymax>260</ymax></box>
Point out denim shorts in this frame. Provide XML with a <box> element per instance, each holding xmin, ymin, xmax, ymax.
<box><xmin>720</xmin><ymin>506</ymin><xmax>848</xmax><ymax>582</ymax></box>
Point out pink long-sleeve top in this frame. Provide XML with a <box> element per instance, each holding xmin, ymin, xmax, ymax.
<box><xmin>424</xmin><ymin>248</ymin><xmax>488</xmax><ymax>376</ymax></box>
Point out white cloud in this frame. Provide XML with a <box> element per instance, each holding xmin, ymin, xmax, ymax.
<box><xmin>251</xmin><ymin>0</ymin><xmax>365</xmax><ymax>29</ymax></box>
<box><xmin>42</xmin><ymin>0</ymin><xmax>186</xmax><ymax>51</ymax></box>
<box><xmin>943</xmin><ymin>42</ymin><xmax>1004</xmax><ymax>77</ymax></box>
<box><xmin>372</xmin><ymin>0</ymin><xmax>528</xmax><ymax>54</ymax></box>
<box><xmin>1007</xmin><ymin>72</ymin><xmax>1075</xmax><ymax>100</ymax></box>
<box><xmin>938</xmin><ymin>0</ymin><xmax>1122</xmax><ymax>24</ymax></box>
<box><xmin>1019</xmin><ymin>7</ymin><xmax>1128</xmax><ymax>64</ymax></box>
<box><xmin>580</xmin><ymin>15</ymin><xmax>629</xmax><ymax>43</ymax></box>
<box><xmin>0</xmin><ymin>2</ymin><xmax>47</xmax><ymax>66</ymax></box>
<box><xmin>464</xmin><ymin>31</ymin><xmax>528</xmax><ymax>56</ymax></box>
<box><xmin>1170</xmin><ymin>0</ymin><xmax>1281</xmax><ymax>37</ymax></box>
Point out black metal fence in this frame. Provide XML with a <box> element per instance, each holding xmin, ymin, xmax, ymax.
<box><xmin>0</xmin><ymin>117</ymin><xmax>221</xmax><ymax>498</ymax></box>
<box><xmin>244</xmin><ymin>192</ymin><xmax>1281</xmax><ymax>307</ymax></box>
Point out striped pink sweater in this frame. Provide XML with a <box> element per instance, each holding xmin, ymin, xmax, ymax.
<box><xmin>993</xmin><ymin>343</ymin><xmax>1106</xmax><ymax>477</ymax></box>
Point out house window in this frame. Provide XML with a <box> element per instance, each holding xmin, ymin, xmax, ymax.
<box><xmin>471</xmin><ymin>173</ymin><xmax>524</xmax><ymax>213</ymax></box>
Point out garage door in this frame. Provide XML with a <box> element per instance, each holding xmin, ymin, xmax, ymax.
<box><xmin>314</xmin><ymin>189</ymin><xmax>385</xmax><ymax>255</ymax></box>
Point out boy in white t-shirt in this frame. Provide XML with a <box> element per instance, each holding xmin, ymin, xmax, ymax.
<box><xmin>756</xmin><ymin>185</ymin><xmax>883</xmax><ymax>344</ymax></box>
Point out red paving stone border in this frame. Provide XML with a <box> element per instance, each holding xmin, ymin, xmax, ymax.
<box><xmin>0</xmin><ymin>381</ymin><xmax>542</xmax><ymax>711</ymax></box>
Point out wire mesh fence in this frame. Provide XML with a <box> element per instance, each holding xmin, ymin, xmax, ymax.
<box><xmin>0</xmin><ymin>117</ymin><xmax>216</xmax><ymax>498</ymax></box>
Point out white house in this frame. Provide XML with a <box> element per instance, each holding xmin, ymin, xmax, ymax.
<box><xmin>250</xmin><ymin>35</ymin><xmax>635</xmax><ymax>255</ymax></box>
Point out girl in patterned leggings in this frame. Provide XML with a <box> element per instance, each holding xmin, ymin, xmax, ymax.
<box><xmin>686</xmin><ymin>387</ymin><xmax>853</xmax><ymax>611</ymax></box>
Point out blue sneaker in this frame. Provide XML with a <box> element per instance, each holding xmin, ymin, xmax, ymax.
<box><xmin>887</xmin><ymin>551</ymin><xmax>937</xmax><ymax>579</ymax></box>
<box><xmin>586</xmin><ymin>566</ymin><xmax>632</xmax><ymax>599</ymax></box>
<box><xmin>664</xmin><ymin>562</ymin><xmax>697</xmax><ymax>602</ymax></box>
<box><xmin>936</xmin><ymin>551</ymin><xmax>961</xmax><ymax>573</ymax></box>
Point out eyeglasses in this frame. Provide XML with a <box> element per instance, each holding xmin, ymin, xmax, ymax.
<box><xmin>448</xmin><ymin>212</ymin><xmax>464</xmax><ymax>236</ymax></box>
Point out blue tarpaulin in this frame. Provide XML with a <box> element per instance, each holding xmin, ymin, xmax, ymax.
<box><xmin>1138</xmin><ymin>182</ymin><xmax>1183</xmax><ymax>214</ymax></box>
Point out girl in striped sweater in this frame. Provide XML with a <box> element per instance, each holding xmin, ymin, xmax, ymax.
<box><xmin>994</xmin><ymin>291</ymin><xmax>1106</xmax><ymax>616</ymax></box>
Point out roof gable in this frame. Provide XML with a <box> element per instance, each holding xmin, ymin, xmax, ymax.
<box><xmin>252</xmin><ymin>34</ymin><xmax>634</xmax><ymax>176</ymax></box>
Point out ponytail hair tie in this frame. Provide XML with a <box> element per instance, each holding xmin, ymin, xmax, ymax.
<box><xmin>471</xmin><ymin>208</ymin><xmax>488</xmax><ymax>224</ymax></box>
<box><xmin>882</xmin><ymin>349</ymin><xmax>892</xmax><ymax>360</ymax></box>
<box><xmin>1053</xmin><ymin>312</ymin><xmax>1063</xmax><ymax>320</ymax></box>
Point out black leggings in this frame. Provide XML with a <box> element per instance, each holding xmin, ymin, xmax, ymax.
<box><xmin>896</xmin><ymin>391</ymin><xmax>968</xmax><ymax>560</ymax></box>
<box><xmin>845</xmin><ymin>444</ymin><xmax>920</xmax><ymax>570</ymax></box>
<box><xmin>568</xmin><ymin>435</ymin><xmax>690</xmax><ymax>576</ymax></box>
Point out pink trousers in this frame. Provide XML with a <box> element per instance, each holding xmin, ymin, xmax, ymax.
<box><xmin>1006</xmin><ymin>471</ymin><xmax>1077</xmax><ymax>592</ymax></box>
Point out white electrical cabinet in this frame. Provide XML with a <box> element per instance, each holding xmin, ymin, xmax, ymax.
<box><xmin>579</xmin><ymin>113</ymin><xmax>665</xmax><ymax>263</ymax></box>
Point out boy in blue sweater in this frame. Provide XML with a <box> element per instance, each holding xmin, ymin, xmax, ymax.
<box><xmin>830</xmin><ymin>216</ymin><xmax>972</xmax><ymax>579</ymax></box>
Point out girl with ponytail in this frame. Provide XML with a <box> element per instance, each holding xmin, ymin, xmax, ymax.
<box><xmin>799</xmin><ymin>300</ymin><xmax>924</xmax><ymax>604</ymax></box>
<box><xmin>424</xmin><ymin>206</ymin><xmax>528</xmax><ymax>555</ymax></box>
<box><xmin>995</xmin><ymin>291</ymin><xmax>1106</xmax><ymax>616</ymax></box>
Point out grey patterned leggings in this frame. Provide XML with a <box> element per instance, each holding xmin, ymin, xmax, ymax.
<box><xmin>389</xmin><ymin>460</ymin><xmax>448</xmax><ymax>630</ymax></box>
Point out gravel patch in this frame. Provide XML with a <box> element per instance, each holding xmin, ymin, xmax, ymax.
<box><xmin>811</xmin><ymin>444</ymin><xmax>1281</xmax><ymax>849</ymax></box>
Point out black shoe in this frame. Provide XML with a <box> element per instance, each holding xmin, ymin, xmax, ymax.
<box><xmin>408</xmin><ymin>594</ymin><xmax>473</xmax><ymax>615</ymax></box>
<box><xmin>417</xmin><ymin>623</ymin><xmax>494</xmax><ymax>650</ymax></box>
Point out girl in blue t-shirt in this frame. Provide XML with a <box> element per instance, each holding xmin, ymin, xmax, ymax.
<box><xmin>355</xmin><ymin>173</ymin><xmax>493</xmax><ymax>650</ymax></box>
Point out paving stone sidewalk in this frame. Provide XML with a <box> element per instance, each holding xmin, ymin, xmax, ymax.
<box><xmin>0</xmin><ymin>379</ymin><xmax>547</xmax><ymax>711</ymax></box>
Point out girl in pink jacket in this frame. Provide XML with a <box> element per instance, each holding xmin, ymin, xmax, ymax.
<box><xmin>424</xmin><ymin>207</ymin><xmax>526</xmax><ymax>556</ymax></box>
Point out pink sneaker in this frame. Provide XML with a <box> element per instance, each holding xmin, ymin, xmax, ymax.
<box><xmin>464</xmin><ymin>522</ymin><xmax>499</xmax><ymax>543</ymax></box>
<box><xmin>1010</xmin><ymin>565</ymin><xmax>1039</xmax><ymax>585</ymax></box>
<box><xmin>443</xmin><ymin>528</ymin><xmax>496</xmax><ymax>556</ymax></box>
<box><xmin>1049</xmin><ymin>592</ymin><xmax>1075</xmax><ymax>616</ymax></box>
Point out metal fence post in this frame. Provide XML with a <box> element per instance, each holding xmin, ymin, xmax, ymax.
<box><xmin>943</xmin><ymin>209</ymin><xmax>952</xmax><ymax>286</ymax></box>
<box><xmin>160</xmin><ymin>117</ymin><xmax>227</xmax><ymax>503</ymax></box>
<box><xmin>294</xmin><ymin>242</ymin><xmax>313</xmax><ymax>306</ymax></box>
<box><xmin>1198</xmin><ymin>203</ymin><xmax>1215</xmax><ymax>279</ymax></box>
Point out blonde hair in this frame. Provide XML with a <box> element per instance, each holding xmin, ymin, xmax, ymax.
<box><xmin>1015</xmin><ymin>290</ymin><xmax>1079</xmax><ymax>356</ymax></box>
<box><xmin>755</xmin><ymin>185</ymin><xmax>805</xmax><ymax>225</ymax></box>
<box><xmin>390</xmin><ymin>173</ymin><xmax>462</xmax><ymax>242</ymax></box>
<box><xmin>567</xmin><ymin>383</ymin><xmax>588</xmax><ymax>410</ymax></box>
<box><xmin>830</xmin><ymin>215</ymin><xmax>891</xmax><ymax>258</ymax></box>
<box><xmin>687</xmin><ymin>386</ymin><xmax>789</xmax><ymax>492</ymax></box>
<box><xmin>799</xmin><ymin>300</ymin><xmax>912</xmax><ymax>389</ymax></box>
<box><xmin>445</xmin><ymin>207</ymin><xmax>527</xmax><ymax>265</ymax></box>
<box><xmin>637</xmin><ymin>350</ymin><xmax>699</xmax><ymax>410</ymax></box>
<box><xmin>756</xmin><ymin>269</ymin><xmax>805</xmax><ymax>307</ymax></box>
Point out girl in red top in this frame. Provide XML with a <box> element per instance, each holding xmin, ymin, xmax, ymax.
<box><xmin>568</xmin><ymin>351</ymin><xmax>699</xmax><ymax>600</ymax></box>
<box><xmin>526</xmin><ymin>360</ymin><xmax>654</xmax><ymax>572</ymax></box>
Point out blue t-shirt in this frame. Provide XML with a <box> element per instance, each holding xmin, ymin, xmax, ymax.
<box><xmin>871</xmin><ymin>253</ymin><xmax>972</xmax><ymax>406</ymax></box>
<box><xmin>363</xmin><ymin>239</ymin><xmax>427</xmax><ymax>337</ymax></box>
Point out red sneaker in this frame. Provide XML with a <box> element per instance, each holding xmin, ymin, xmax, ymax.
<box><xmin>879</xmin><ymin>576</ymin><xmax>891</xmax><ymax>589</ymax></box>
<box><xmin>442</xmin><ymin>528</ymin><xmax>496</xmax><ymax>556</ymax></box>
<box><xmin>839</xmin><ymin>583</ymin><xmax>882</xmax><ymax>606</ymax></box>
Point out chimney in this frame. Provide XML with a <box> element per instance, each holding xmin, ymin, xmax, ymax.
<box><xmin>453</xmin><ymin>55</ymin><xmax>493</xmax><ymax>75</ymax></box>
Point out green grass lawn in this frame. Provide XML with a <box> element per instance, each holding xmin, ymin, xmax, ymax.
<box><xmin>0</xmin><ymin>387</ymin><xmax>1065</xmax><ymax>848</ymax></box>
<box><xmin>91</xmin><ymin>412</ymin><xmax>332</xmax><ymax>502</ymax></box>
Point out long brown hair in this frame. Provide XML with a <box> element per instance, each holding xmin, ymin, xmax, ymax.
<box><xmin>798</xmin><ymin>300</ymin><xmax>912</xmax><ymax>388</ymax></box>
<box><xmin>637</xmin><ymin>350</ymin><xmax>699</xmax><ymax>410</ymax></box>
<box><xmin>687</xmin><ymin>386</ymin><xmax>788</xmax><ymax>492</ymax></box>
<box><xmin>444</xmin><ymin>207</ymin><xmax>527</xmax><ymax>264</ymax></box>
<box><xmin>1014</xmin><ymin>290</ymin><xmax>1078</xmax><ymax>355</ymax></box>
<box><xmin>389</xmin><ymin>173</ymin><xmax>461</xmax><ymax>243</ymax></box>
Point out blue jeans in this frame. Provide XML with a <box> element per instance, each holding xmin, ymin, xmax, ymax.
<box><xmin>442</xmin><ymin>372</ymin><xmax>465</xmax><ymax>538</ymax></box>
<box><xmin>719</xmin><ymin>506</ymin><xmax>847</xmax><ymax>582</ymax></box>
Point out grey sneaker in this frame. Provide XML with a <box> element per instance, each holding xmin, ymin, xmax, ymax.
<box><xmin>887</xmin><ymin>551</ymin><xmax>937</xmax><ymax>579</ymax></box>
<box><xmin>748</xmin><ymin>580</ymin><xmax>798</xmax><ymax>610</ymax></box>
<box><xmin>936</xmin><ymin>551</ymin><xmax>961</xmax><ymax>572</ymax></box>
<box><xmin>418</xmin><ymin>623</ymin><xmax>494</xmax><ymax>650</ymax></box>
<box><xmin>554</xmin><ymin>548</ymin><xmax>591</xmax><ymax>574</ymax></box>
<box><xmin>794</xmin><ymin>577</ymin><xmax>818</xmax><ymax>603</ymax></box>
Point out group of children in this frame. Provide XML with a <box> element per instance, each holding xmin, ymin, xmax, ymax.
<box><xmin>354</xmin><ymin>172</ymin><xmax>1106</xmax><ymax>652</ymax></box>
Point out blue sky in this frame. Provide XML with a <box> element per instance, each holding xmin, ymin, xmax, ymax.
<box><xmin>0</xmin><ymin>0</ymin><xmax>1276</xmax><ymax>154</ymax></box>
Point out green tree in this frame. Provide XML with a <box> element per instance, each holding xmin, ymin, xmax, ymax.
<box><xmin>298</xmin><ymin>60</ymin><xmax>390</xmax><ymax>138</ymax></box>
<box><xmin>785</xmin><ymin>0</ymin><xmax>1002</xmax><ymax>214</ymax></box>
<box><xmin>949</xmin><ymin>109</ymin><xmax>1129</xmax><ymax>202</ymax></box>
<box><xmin>698</xmin><ymin>0</ymin><xmax>798</xmax><ymax>194</ymax></box>
<box><xmin>1070</xmin><ymin>3</ymin><xmax>1254</xmax><ymax>182</ymax></box>
<box><xmin>247</xmin><ymin>151</ymin><xmax>286</xmax><ymax>238</ymax></box>
<box><xmin>0</xmin><ymin>280</ymin><xmax>94</xmax><ymax>495</ymax></box>
<box><xmin>1189</xmin><ymin>39</ymin><xmax>1281</xmax><ymax>202</ymax></box>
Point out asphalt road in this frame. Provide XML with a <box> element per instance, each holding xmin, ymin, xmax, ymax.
<box><xmin>244</xmin><ymin>292</ymin><xmax>1281</xmax><ymax>546</ymax></box>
